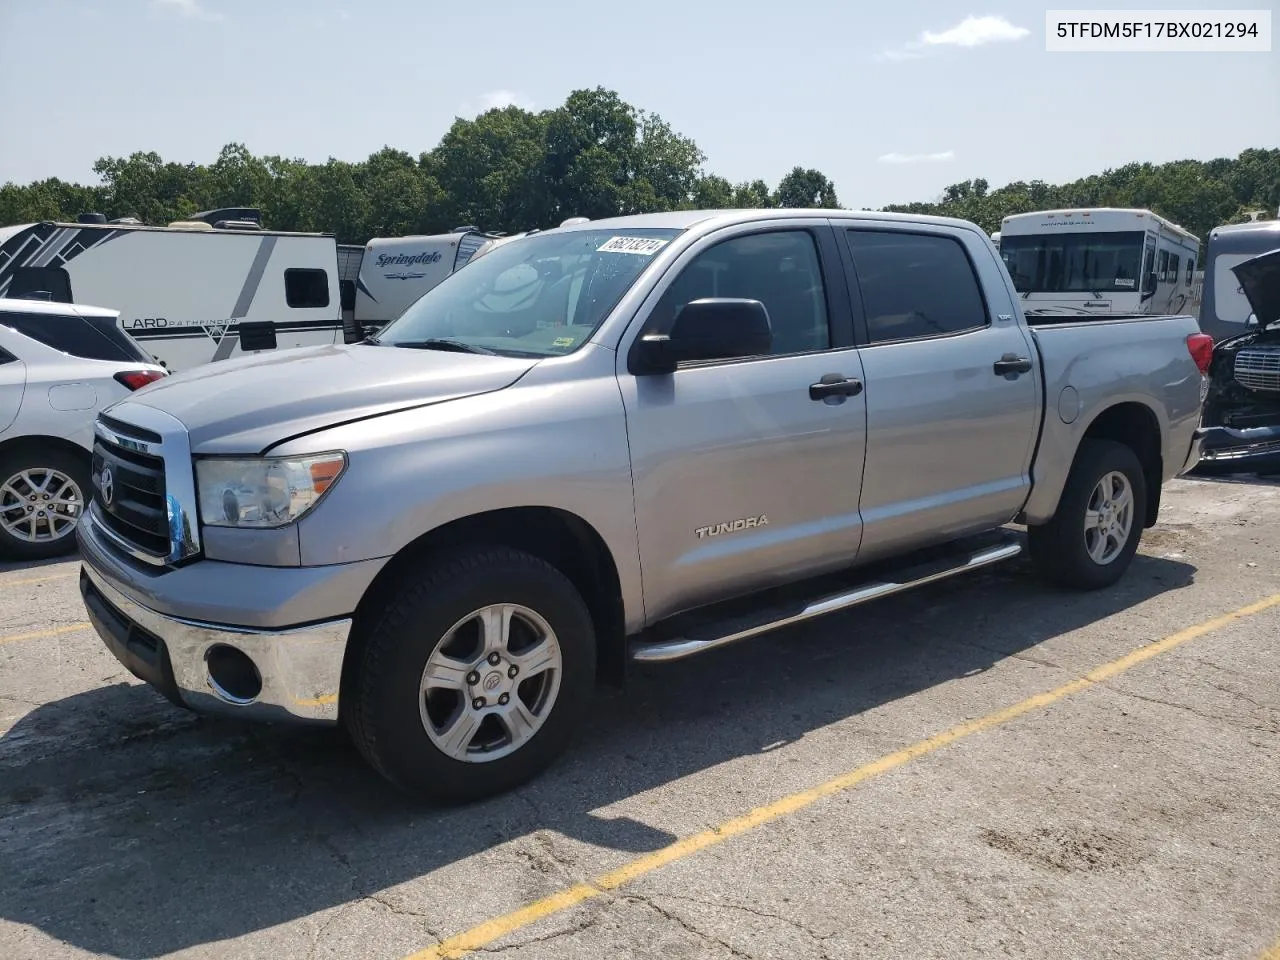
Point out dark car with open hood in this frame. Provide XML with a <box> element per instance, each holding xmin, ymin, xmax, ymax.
<box><xmin>1197</xmin><ymin>245</ymin><xmax>1280</xmax><ymax>474</ymax></box>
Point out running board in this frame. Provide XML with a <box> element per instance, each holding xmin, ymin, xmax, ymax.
<box><xmin>631</xmin><ymin>536</ymin><xmax>1023</xmax><ymax>664</ymax></box>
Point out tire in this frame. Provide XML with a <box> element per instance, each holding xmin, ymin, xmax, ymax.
<box><xmin>1028</xmin><ymin>439</ymin><xmax>1147</xmax><ymax>591</ymax></box>
<box><xmin>344</xmin><ymin>546</ymin><xmax>597</xmax><ymax>804</ymax></box>
<box><xmin>0</xmin><ymin>446</ymin><xmax>91</xmax><ymax>562</ymax></box>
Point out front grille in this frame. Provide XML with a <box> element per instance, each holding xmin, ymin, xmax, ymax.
<box><xmin>1235</xmin><ymin>345</ymin><xmax>1280</xmax><ymax>393</ymax></box>
<box><xmin>92</xmin><ymin>429</ymin><xmax>170</xmax><ymax>558</ymax></box>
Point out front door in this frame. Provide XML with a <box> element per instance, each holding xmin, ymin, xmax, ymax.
<box><xmin>619</xmin><ymin>224</ymin><xmax>867</xmax><ymax>623</ymax></box>
<box><xmin>840</xmin><ymin>224</ymin><xmax>1040</xmax><ymax>561</ymax></box>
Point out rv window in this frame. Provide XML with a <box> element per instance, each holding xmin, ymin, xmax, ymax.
<box><xmin>7</xmin><ymin>267</ymin><xmax>73</xmax><ymax>303</ymax></box>
<box><xmin>1185</xmin><ymin>259</ymin><xmax>1193</xmax><ymax>287</ymax></box>
<box><xmin>284</xmin><ymin>269</ymin><xmax>331</xmax><ymax>309</ymax></box>
<box><xmin>339</xmin><ymin>279</ymin><xmax>356</xmax><ymax>312</ymax></box>
<box><xmin>1158</xmin><ymin>250</ymin><xmax>1169</xmax><ymax>282</ymax></box>
<box><xmin>0</xmin><ymin>311</ymin><xmax>144</xmax><ymax>363</ymax></box>
<box><xmin>1169</xmin><ymin>254</ymin><xmax>1180</xmax><ymax>286</ymax></box>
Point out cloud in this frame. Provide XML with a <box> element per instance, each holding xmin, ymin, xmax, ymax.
<box><xmin>150</xmin><ymin>0</ymin><xmax>222</xmax><ymax>21</ymax></box>
<box><xmin>878</xmin><ymin>151</ymin><xmax>956</xmax><ymax>164</ymax></box>
<box><xmin>879</xmin><ymin>15</ymin><xmax>1028</xmax><ymax>61</ymax></box>
<box><xmin>458</xmin><ymin>90</ymin><xmax>535</xmax><ymax>116</ymax></box>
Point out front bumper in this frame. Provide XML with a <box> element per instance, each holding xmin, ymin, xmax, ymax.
<box><xmin>1194</xmin><ymin>424</ymin><xmax>1280</xmax><ymax>473</ymax></box>
<box><xmin>80</xmin><ymin>561</ymin><xmax>350</xmax><ymax>724</ymax></box>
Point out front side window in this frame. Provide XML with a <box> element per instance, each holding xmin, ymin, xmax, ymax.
<box><xmin>848</xmin><ymin>230</ymin><xmax>988</xmax><ymax>343</ymax></box>
<box><xmin>284</xmin><ymin>268</ymin><xmax>331</xmax><ymax>309</ymax></box>
<box><xmin>1000</xmin><ymin>231</ymin><xmax>1146</xmax><ymax>294</ymax></box>
<box><xmin>648</xmin><ymin>230</ymin><xmax>830</xmax><ymax>356</ymax></box>
<box><xmin>377</xmin><ymin>228</ymin><xmax>682</xmax><ymax>358</ymax></box>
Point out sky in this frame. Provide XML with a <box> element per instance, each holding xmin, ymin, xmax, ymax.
<box><xmin>0</xmin><ymin>0</ymin><xmax>1275</xmax><ymax>211</ymax></box>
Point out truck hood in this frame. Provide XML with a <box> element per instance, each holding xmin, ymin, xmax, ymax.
<box><xmin>122</xmin><ymin>343</ymin><xmax>537</xmax><ymax>453</ymax></box>
<box><xmin>1232</xmin><ymin>246</ymin><xmax>1280</xmax><ymax>328</ymax></box>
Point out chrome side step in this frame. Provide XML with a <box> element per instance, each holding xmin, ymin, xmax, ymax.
<box><xmin>631</xmin><ymin>537</ymin><xmax>1023</xmax><ymax>664</ymax></box>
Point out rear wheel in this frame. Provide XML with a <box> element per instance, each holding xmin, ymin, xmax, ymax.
<box><xmin>343</xmin><ymin>546</ymin><xmax>596</xmax><ymax>803</ymax></box>
<box><xmin>0</xmin><ymin>447</ymin><xmax>90</xmax><ymax>561</ymax></box>
<box><xmin>1028</xmin><ymin>439</ymin><xmax>1146</xmax><ymax>590</ymax></box>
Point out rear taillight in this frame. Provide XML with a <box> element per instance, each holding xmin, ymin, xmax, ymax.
<box><xmin>115</xmin><ymin>369</ymin><xmax>166</xmax><ymax>391</ymax></box>
<box><xmin>1186</xmin><ymin>333</ymin><xmax>1214</xmax><ymax>376</ymax></box>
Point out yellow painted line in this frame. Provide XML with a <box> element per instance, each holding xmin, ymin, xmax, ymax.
<box><xmin>1259</xmin><ymin>934</ymin><xmax>1280</xmax><ymax>960</ymax></box>
<box><xmin>293</xmin><ymin>694</ymin><xmax>338</xmax><ymax>708</ymax></box>
<box><xmin>406</xmin><ymin>591</ymin><xmax>1280</xmax><ymax>960</ymax></box>
<box><xmin>0</xmin><ymin>571</ymin><xmax>76</xmax><ymax>588</ymax></box>
<box><xmin>0</xmin><ymin>622</ymin><xmax>90</xmax><ymax>646</ymax></box>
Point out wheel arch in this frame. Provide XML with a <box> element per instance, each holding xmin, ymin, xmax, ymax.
<box><xmin>0</xmin><ymin>433</ymin><xmax>93</xmax><ymax>467</ymax></box>
<box><xmin>346</xmin><ymin>506</ymin><xmax>628</xmax><ymax>691</ymax></box>
<box><xmin>1076</xmin><ymin>401</ymin><xmax>1163</xmax><ymax>528</ymax></box>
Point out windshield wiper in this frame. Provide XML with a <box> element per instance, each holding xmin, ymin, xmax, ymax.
<box><xmin>391</xmin><ymin>338</ymin><xmax>497</xmax><ymax>356</ymax></box>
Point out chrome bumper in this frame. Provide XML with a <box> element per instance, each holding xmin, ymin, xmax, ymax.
<box><xmin>80</xmin><ymin>561</ymin><xmax>350</xmax><ymax>724</ymax></box>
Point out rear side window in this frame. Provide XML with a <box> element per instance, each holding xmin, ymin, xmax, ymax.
<box><xmin>7</xmin><ymin>267</ymin><xmax>73</xmax><ymax>303</ymax></box>
<box><xmin>845</xmin><ymin>230</ymin><xmax>989</xmax><ymax>343</ymax></box>
<box><xmin>284</xmin><ymin>268</ymin><xmax>330</xmax><ymax>308</ymax></box>
<box><xmin>0</xmin><ymin>311</ymin><xmax>142</xmax><ymax>362</ymax></box>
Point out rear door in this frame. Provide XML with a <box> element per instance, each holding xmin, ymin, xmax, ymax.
<box><xmin>619</xmin><ymin>221</ymin><xmax>868</xmax><ymax>622</ymax></box>
<box><xmin>838</xmin><ymin>222</ymin><xmax>1040</xmax><ymax>560</ymax></box>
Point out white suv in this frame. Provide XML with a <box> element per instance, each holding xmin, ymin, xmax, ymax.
<box><xmin>0</xmin><ymin>299</ymin><xmax>167</xmax><ymax>560</ymax></box>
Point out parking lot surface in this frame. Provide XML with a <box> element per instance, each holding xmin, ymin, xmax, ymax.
<box><xmin>2</xmin><ymin>474</ymin><xmax>1279</xmax><ymax>960</ymax></box>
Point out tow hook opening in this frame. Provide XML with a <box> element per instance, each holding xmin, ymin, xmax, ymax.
<box><xmin>205</xmin><ymin>643</ymin><xmax>263</xmax><ymax>704</ymax></box>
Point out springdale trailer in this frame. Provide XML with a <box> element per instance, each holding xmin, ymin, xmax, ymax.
<box><xmin>346</xmin><ymin>220</ymin><xmax>585</xmax><ymax>342</ymax></box>
<box><xmin>0</xmin><ymin>209</ymin><xmax>343</xmax><ymax>373</ymax></box>
<box><xmin>999</xmin><ymin>207</ymin><xmax>1200</xmax><ymax>319</ymax></box>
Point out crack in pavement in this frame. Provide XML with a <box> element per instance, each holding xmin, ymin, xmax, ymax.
<box><xmin>1107</xmin><ymin>686</ymin><xmax>1279</xmax><ymax>733</ymax></box>
<box><xmin>654</xmin><ymin>892</ymin><xmax>838</xmax><ymax>946</ymax></box>
<box><xmin>622</xmin><ymin>893</ymin><xmax>762</xmax><ymax>960</ymax></box>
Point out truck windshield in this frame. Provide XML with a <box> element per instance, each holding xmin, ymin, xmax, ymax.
<box><xmin>372</xmin><ymin>227</ymin><xmax>682</xmax><ymax>358</ymax></box>
<box><xmin>1000</xmin><ymin>230</ymin><xmax>1146</xmax><ymax>294</ymax></box>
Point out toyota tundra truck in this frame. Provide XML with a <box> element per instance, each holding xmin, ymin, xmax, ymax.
<box><xmin>75</xmin><ymin>209</ymin><xmax>1210</xmax><ymax>803</ymax></box>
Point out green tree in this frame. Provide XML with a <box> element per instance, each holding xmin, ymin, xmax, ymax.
<box><xmin>775</xmin><ymin>166</ymin><xmax>839</xmax><ymax>208</ymax></box>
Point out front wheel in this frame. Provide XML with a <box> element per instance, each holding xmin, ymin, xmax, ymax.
<box><xmin>1028</xmin><ymin>439</ymin><xmax>1147</xmax><ymax>590</ymax></box>
<box><xmin>0</xmin><ymin>447</ymin><xmax>91</xmax><ymax>561</ymax></box>
<box><xmin>343</xmin><ymin>547</ymin><xmax>597</xmax><ymax>803</ymax></box>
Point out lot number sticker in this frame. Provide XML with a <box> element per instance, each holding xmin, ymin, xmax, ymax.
<box><xmin>597</xmin><ymin>236</ymin><xmax>669</xmax><ymax>256</ymax></box>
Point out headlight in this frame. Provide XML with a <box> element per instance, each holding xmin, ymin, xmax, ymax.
<box><xmin>196</xmin><ymin>453</ymin><xmax>346</xmax><ymax>528</ymax></box>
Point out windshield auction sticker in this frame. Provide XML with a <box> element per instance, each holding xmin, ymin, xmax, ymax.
<box><xmin>597</xmin><ymin>236</ymin><xmax>670</xmax><ymax>256</ymax></box>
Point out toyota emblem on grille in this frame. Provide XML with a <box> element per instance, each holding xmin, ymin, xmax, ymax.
<box><xmin>100</xmin><ymin>466</ymin><xmax>114</xmax><ymax>506</ymax></box>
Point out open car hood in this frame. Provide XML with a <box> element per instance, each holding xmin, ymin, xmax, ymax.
<box><xmin>1232</xmin><ymin>246</ymin><xmax>1280</xmax><ymax>329</ymax></box>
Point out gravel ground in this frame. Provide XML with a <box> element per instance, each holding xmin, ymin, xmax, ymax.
<box><xmin>1</xmin><ymin>474</ymin><xmax>1278</xmax><ymax>960</ymax></box>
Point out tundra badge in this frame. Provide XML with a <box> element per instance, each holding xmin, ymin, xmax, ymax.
<box><xmin>695</xmin><ymin>516</ymin><xmax>769</xmax><ymax>539</ymax></box>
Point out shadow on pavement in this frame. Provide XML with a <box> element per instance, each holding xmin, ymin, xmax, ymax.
<box><xmin>0</xmin><ymin>551</ymin><xmax>1195</xmax><ymax>957</ymax></box>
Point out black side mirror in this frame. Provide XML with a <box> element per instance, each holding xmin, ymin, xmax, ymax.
<box><xmin>632</xmin><ymin>298</ymin><xmax>772</xmax><ymax>374</ymax></box>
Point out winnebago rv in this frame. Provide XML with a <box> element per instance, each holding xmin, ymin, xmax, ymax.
<box><xmin>999</xmin><ymin>207</ymin><xmax>1201</xmax><ymax>318</ymax></box>
<box><xmin>1199</xmin><ymin>219</ymin><xmax>1280</xmax><ymax>341</ymax></box>
<box><xmin>0</xmin><ymin>209</ymin><xmax>343</xmax><ymax>372</ymax></box>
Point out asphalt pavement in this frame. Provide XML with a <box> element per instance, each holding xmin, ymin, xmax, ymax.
<box><xmin>1</xmin><ymin>474</ymin><xmax>1278</xmax><ymax>960</ymax></box>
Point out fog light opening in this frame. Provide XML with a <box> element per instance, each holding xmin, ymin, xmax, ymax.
<box><xmin>205</xmin><ymin>644</ymin><xmax>262</xmax><ymax>705</ymax></box>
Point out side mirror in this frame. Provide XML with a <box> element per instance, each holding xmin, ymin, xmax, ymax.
<box><xmin>632</xmin><ymin>298</ymin><xmax>772</xmax><ymax>374</ymax></box>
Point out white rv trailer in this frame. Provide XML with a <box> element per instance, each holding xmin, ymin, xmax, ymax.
<box><xmin>349</xmin><ymin>227</ymin><xmax>503</xmax><ymax>341</ymax></box>
<box><xmin>0</xmin><ymin>210</ymin><xmax>343</xmax><ymax>372</ymax></box>
<box><xmin>998</xmin><ymin>207</ymin><xmax>1201</xmax><ymax>318</ymax></box>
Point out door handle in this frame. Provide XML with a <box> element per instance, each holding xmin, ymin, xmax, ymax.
<box><xmin>993</xmin><ymin>354</ymin><xmax>1033</xmax><ymax>376</ymax></box>
<box><xmin>809</xmin><ymin>374</ymin><xmax>863</xmax><ymax>401</ymax></box>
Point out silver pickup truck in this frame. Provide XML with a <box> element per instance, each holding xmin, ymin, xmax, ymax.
<box><xmin>76</xmin><ymin>209</ymin><xmax>1209</xmax><ymax>802</ymax></box>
